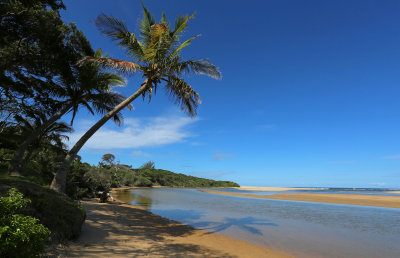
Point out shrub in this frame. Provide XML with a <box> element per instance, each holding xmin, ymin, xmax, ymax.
<box><xmin>135</xmin><ymin>176</ymin><xmax>153</xmax><ymax>187</ymax></box>
<box><xmin>139</xmin><ymin>161</ymin><xmax>155</xmax><ymax>169</ymax></box>
<box><xmin>0</xmin><ymin>188</ymin><xmax>51</xmax><ymax>257</ymax></box>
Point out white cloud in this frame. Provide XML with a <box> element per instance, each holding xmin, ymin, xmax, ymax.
<box><xmin>382</xmin><ymin>154</ymin><xmax>400</xmax><ymax>159</ymax></box>
<box><xmin>68</xmin><ymin>115</ymin><xmax>198</xmax><ymax>150</ymax></box>
<box><xmin>213</xmin><ymin>152</ymin><xmax>235</xmax><ymax>161</ymax></box>
<box><xmin>132</xmin><ymin>150</ymin><xmax>152</xmax><ymax>157</ymax></box>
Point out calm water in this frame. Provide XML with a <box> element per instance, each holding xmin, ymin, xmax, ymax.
<box><xmin>116</xmin><ymin>188</ymin><xmax>400</xmax><ymax>258</ymax></box>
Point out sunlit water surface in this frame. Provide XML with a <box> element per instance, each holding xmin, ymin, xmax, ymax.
<box><xmin>116</xmin><ymin>188</ymin><xmax>400</xmax><ymax>258</ymax></box>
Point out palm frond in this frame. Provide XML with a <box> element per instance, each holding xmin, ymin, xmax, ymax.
<box><xmin>169</xmin><ymin>34</ymin><xmax>200</xmax><ymax>58</ymax></box>
<box><xmin>161</xmin><ymin>12</ymin><xmax>168</xmax><ymax>26</ymax></box>
<box><xmin>171</xmin><ymin>13</ymin><xmax>195</xmax><ymax>40</ymax></box>
<box><xmin>94</xmin><ymin>15</ymin><xmax>145</xmax><ymax>60</ymax></box>
<box><xmin>78</xmin><ymin>57</ymin><xmax>141</xmax><ymax>75</ymax></box>
<box><xmin>140</xmin><ymin>2</ymin><xmax>156</xmax><ymax>45</ymax></box>
<box><xmin>183</xmin><ymin>59</ymin><xmax>222</xmax><ymax>79</ymax></box>
<box><xmin>164</xmin><ymin>75</ymin><xmax>201</xmax><ymax>117</ymax></box>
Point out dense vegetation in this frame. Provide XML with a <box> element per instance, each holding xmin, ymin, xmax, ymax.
<box><xmin>0</xmin><ymin>188</ymin><xmax>50</xmax><ymax>257</ymax></box>
<box><xmin>67</xmin><ymin>154</ymin><xmax>239</xmax><ymax>199</ymax></box>
<box><xmin>0</xmin><ymin>174</ymin><xmax>85</xmax><ymax>242</ymax></box>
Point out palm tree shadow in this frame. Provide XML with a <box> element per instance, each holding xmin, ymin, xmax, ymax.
<box><xmin>192</xmin><ymin>216</ymin><xmax>278</xmax><ymax>235</ymax></box>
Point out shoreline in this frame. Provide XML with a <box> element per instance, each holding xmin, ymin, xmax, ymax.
<box><xmin>202</xmin><ymin>190</ymin><xmax>400</xmax><ymax>208</ymax></box>
<box><xmin>56</xmin><ymin>187</ymin><xmax>291</xmax><ymax>257</ymax></box>
<box><xmin>236</xmin><ymin>186</ymin><xmax>323</xmax><ymax>191</ymax></box>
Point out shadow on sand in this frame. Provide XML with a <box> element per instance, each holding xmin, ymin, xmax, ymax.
<box><xmin>62</xmin><ymin>200</ymin><xmax>237</xmax><ymax>257</ymax></box>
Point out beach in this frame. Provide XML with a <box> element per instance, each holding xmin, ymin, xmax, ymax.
<box><xmin>55</xmin><ymin>189</ymin><xmax>291</xmax><ymax>257</ymax></box>
<box><xmin>203</xmin><ymin>190</ymin><xmax>400</xmax><ymax>208</ymax></box>
<box><xmin>237</xmin><ymin>186</ymin><xmax>321</xmax><ymax>191</ymax></box>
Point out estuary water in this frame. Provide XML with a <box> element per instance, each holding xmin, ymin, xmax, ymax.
<box><xmin>116</xmin><ymin>188</ymin><xmax>400</xmax><ymax>257</ymax></box>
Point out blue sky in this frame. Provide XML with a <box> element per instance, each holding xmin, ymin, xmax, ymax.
<box><xmin>61</xmin><ymin>0</ymin><xmax>400</xmax><ymax>188</ymax></box>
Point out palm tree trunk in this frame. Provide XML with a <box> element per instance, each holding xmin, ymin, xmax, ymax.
<box><xmin>8</xmin><ymin>105</ymin><xmax>72</xmax><ymax>176</ymax></box>
<box><xmin>51</xmin><ymin>80</ymin><xmax>149</xmax><ymax>193</ymax></box>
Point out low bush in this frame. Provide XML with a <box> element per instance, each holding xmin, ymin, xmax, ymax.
<box><xmin>0</xmin><ymin>188</ymin><xmax>51</xmax><ymax>257</ymax></box>
<box><xmin>0</xmin><ymin>176</ymin><xmax>85</xmax><ymax>241</ymax></box>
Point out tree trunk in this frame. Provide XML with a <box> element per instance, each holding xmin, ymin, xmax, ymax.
<box><xmin>8</xmin><ymin>105</ymin><xmax>72</xmax><ymax>176</ymax></box>
<box><xmin>50</xmin><ymin>80</ymin><xmax>149</xmax><ymax>193</ymax></box>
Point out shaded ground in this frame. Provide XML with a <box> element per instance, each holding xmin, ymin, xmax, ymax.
<box><xmin>52</xmin><ymin>199</ymin><xmax>290</xmax><ymax>257</ymax></box>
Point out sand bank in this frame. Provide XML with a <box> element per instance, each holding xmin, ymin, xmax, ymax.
<box><xmin>385</xmin><ymin>191</ymin><xmax>400</xmax><ymax>194</ymax></box>
<box><xmin>203</xmin><ymin>190</ymin><xmax>400</xmax><ymax>208</ymax></box>
<box><xmin>237</xmin><ymin>186</ymin><xmax>321</xmax><ymax>191</ymax></box>
<box><xmin>55</xmin><ymin>191</ymin><xmax>290</xmax><ymax>257</ymax></box>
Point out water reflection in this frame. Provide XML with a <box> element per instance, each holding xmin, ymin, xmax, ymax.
<box><xmin>153</xmin><ymin>209</ymin><xmax>205</xmax><ymax>221</ymax></box>
<box><xmin>191</xmin><ymin>216</ymin><xmax>277</xmax><ymax>235</ymax></box>
<box><xmin>116</xmin><ymin>190</ymin><xmax>135</xmax><ymax>203</ymax></box>
<box><xmin>116</xmin><ymin>189</ymin><xmax>153</xmax><ymax>209</ymax></box>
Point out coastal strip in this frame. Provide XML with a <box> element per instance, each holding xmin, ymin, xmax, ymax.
<box><xmin>203</xmin><ymin>190</ymin><xmax>400</xmax><ymax>208</ymax></box>
<box><xmin>237</xmin><ymin>186</ymin><xmax>322</xmax><ymax>191</ymax></box>
<box><xmin>58</xmin><ymin>188</ymin><xmax>292</xmax><ymax>257</ymax></box>
<box><xmin>385</xmin><ymin>191</ymin><xmax>400</xmax><ymax>194</ymax></box>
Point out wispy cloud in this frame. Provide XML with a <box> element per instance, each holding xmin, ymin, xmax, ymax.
<box><xmin>189</xmin><ymin>170</ymin><xmax>235</xmax><ymax>179</ymax></box>
<box><xmin>213</xmin><ymin>152</ymin><xmax>235</xmax><ymax>161</ymax></box>
<box><xmin>132</xmin><ymin>150</ymin><xmax>152</xmax><ymax>157</ymax></box>
<box><xmin>68</xmin><ymin>115</ymin><xmax>198</xmax><ymax>150</ymax></box>
<box><xmin>191</xmin><ymin>142</ymin><xmax>205</xmax><ymax>146</ymax></box>
<box><xmin>382</xmin><ymin>154</ymin><xmax>400</xmax><ymax>159</ymax></box>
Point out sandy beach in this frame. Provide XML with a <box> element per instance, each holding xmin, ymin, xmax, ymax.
<box><xmin>55</xmin><ymin>190</ymin><xmax>291</xmax><ymax>257</ymax></box>
<box><xmin>385</xmin><ymin>191</ymin><xmax>400</xmax><ymax>194</ymax></box>
<box><xmin>203</xmin><ymin>190</ymin><xmax>400</xmax><ymax>208</ymax></box>
<box><xmin>237</xmin><ymin>186</ymin><xmax>321</xmax><ymax>191</ymax></box>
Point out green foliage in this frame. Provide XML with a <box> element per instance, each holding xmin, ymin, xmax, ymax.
<box><xmin>84</xmin><ymin>167</ymin><xmax>113</xmax><ymax>192</ymax></box>
<box><xmin>65</xmin><ymin>154</ymin><xmax>239</xmax><ymax>199</ymax></box>
<box><xmin>135</xmin><ymin>168</ymin><xmax>240</xmax><ymax>187</ymax></box>
<box><xmin>139</xmin><ymin>160</ymin><xmax>155</xmax><ymax>169</ymax></box>
<box><xmin>0</xmin><ymin>188</ymin><xmax>51</xmax><ymax>257</ymax></box>
<box><xmin>0</xmin><ymin>177</ymin><xmax>85</xmax><ymax>242</ymax></box>
<box><xmin>135</xmin><ymin>176</ymin><xmax>153</xmax><ymax>187</ymax></box>
<box><xmin>101</xmin><ymin>153</ymin><xmax>115</xmax><ymax>166</ymax></box>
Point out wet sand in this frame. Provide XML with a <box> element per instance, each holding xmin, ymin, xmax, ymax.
<box><xmin>203</xmin><ymin>190</ymin><xmax>400</xmax><ymax>208</ymax></box>
<box><xmin>56</xmin><ymin>190</ymin><xmax>291</xmax><ymax>257</ymax></box>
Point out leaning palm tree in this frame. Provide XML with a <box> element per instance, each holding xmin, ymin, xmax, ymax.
<box><xmin>51</xmin><ymin>4</ymin><xmax>221</xmax><ymax>193</ymax></box>
<box><xmin>8</xmin><ymin>49</ymin><xmax>127</xmax><ymax>176</ymax></box>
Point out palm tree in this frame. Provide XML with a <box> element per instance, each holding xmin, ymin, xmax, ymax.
<box><xmin>14</xmin><ymin>114</ymin><xmax>73</xmax><ymax>170</ymax></box>
<box><xmin>51</xmin><ymin>4</ymin><xmax>221</xmax><ymax>193</ymax></box>
<box><xmin>8</xmin><ymin>49</ymin><xmax>127</xmax><ymax>176</ymax></box>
